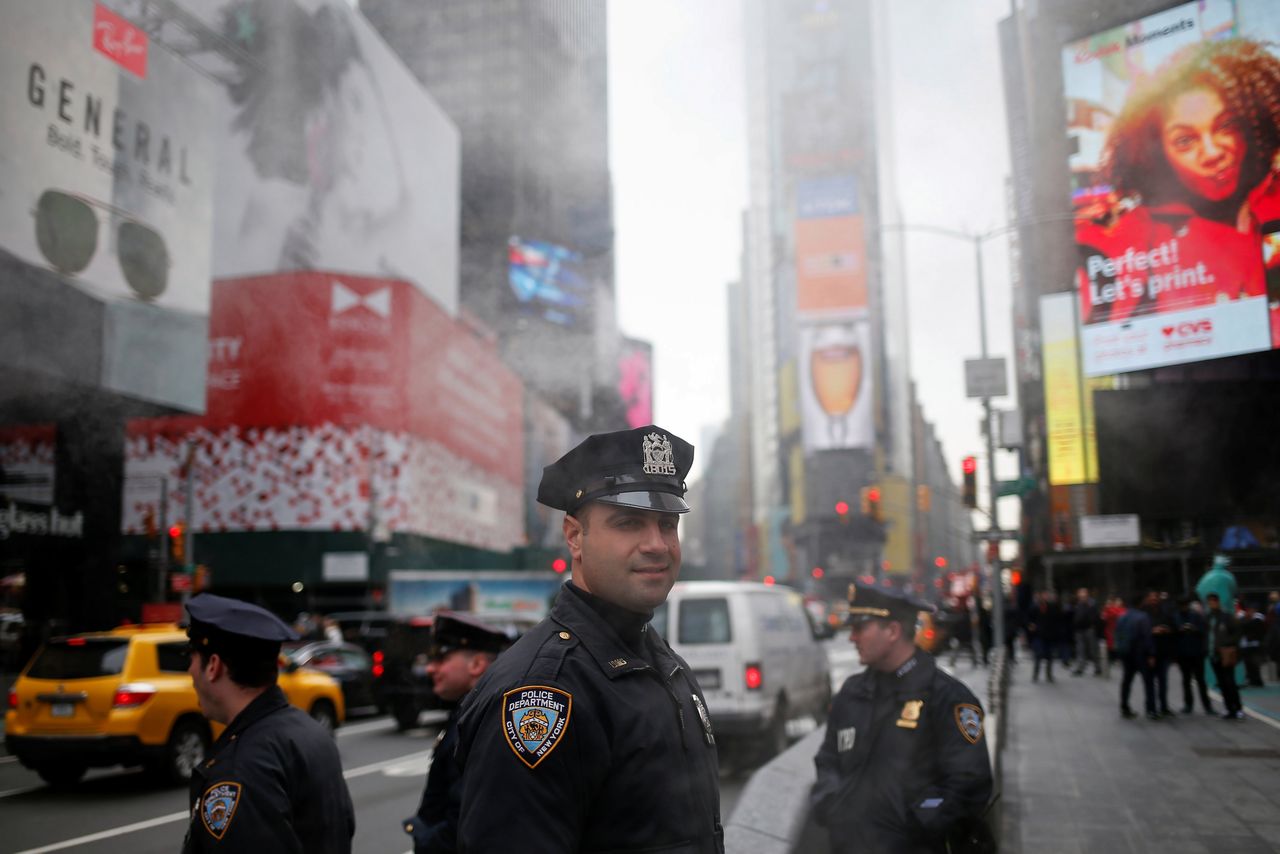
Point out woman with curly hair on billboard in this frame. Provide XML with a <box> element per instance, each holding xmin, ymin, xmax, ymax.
<box><xmin>1075</xmin><ymin>37</ymin><xmax>1280</xmax><ymax>342</ymax></box>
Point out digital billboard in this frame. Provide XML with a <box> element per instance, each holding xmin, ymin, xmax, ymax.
<box><xmin>1063</xmin><ymin>0</ymin><xmax>1280</xmax><ymax>375</ymax></box>
<box><xmin>798</xmin><ymin>316</ymin><xmax>874</xmax><ymax>452</ymax></box>
<box><xmin>617</xmin><ymin>337</ymin><xmax>653</xmax><ymax>429</ymax></box>
<box><xmin>507</xmin><ymin>236</ymin><xmax>591</xmax><ymax>328</ymax></box>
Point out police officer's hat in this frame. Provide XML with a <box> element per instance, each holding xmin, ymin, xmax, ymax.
<box><xmin>185</xmin><ymin>593</ymin><xmax>298</xmax><ymax>656</ymax></box>
<box><xmin>847</xmin><ymin>582</ymin><xmax>935</xmax><ymax>625</ymax></box>
<box><xmin>427</xmin><ymin>612</ymin><xmax>510</xmax><ymax>659</ymax></box>
<box><xmin>537</xmin><ymin>425</ymin><xmax>694</xmax><ymax>516</ymax></box>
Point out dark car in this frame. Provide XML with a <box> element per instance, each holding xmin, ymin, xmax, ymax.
<box><xmin>322</xmin><ymin>611</ymin><xmax>441</xmax><ymax>730</ymax></box>
<box><xmin>281</xmin><ymin>640</ymin><xmax>379</xmax><ymax>718</ymax></box>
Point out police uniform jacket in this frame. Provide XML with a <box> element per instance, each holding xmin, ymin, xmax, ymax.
<box><xmin>183</xmin><ymin>685</ymin><xmax>355</xmax><ymax>853</ymax></box>
<box><xmin>455</xmin><ymin>583</ymin><xmax>724</xmax><ymax>853</ymax></box>
<box><xmin>812</xmin><ymin>651</ymin><xmax>992</xmax><ymax>854</ymax></box>
<box><xmin>405</xmin><ymin>706</ymin><xmax>464</xmax><ymax>854</ymax></box>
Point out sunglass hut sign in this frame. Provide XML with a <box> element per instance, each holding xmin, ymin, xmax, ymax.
<box><xmin>22</xmin><ymin>5</ymin><xmax>193</xmax><ymax>206</ymax></box>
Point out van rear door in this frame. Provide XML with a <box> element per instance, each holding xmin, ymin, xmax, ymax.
<box><xmin>659</xmin><ymin>596</ymin><xmax>737</xmax><ymax>706</ymax></box>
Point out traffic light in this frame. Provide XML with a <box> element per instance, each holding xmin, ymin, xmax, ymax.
<box><xmin>552</xmin><ymin>557</ymin><xmax>568</xmax><ymax>574</ymax></box>
<box><xmin>865</xmin><ymin>486</ymin><xmax>882</xmax><ymax>523</ymax></box>
<box><xmin>961</xmin><ymin>456</ymin><xmax>977</xmax><ymax>508</ymax></box>
<box><xmin>834</xmin><ymin>500</ymin><xmax>850</xmax><ymax>518</ymax></box>
<box><xmin>811</xmin><ymin>566</ymin><xmax>825</xmax><ymax>579</ymax></box>
<box><xmin>916</xmin><ymin>485</ymin><xmax>931</xmax><ymax>513</ymax></box>
<box><xmin>169</xmin><ymin>522</ymin><xmax>185</xmax><ymax>564</ymax></box>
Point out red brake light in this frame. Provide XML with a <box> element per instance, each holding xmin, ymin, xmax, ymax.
<box><xmin>66</xmin><ymin>637</ymin><xmax>86</xmax><ymax>647</ymax></box>
<box><xmin>924</xmin><ymin>629</ymin><xmax>936</xmax><ymax>640</ymax></box>
<box><xmin>7</xmin><ymin>688</ymin><xmax>16</xmax><ymax>710</ymax></box>
<box><xmin>371</xmin><ymin>650</ymin><xmax>385</xmax><ymax>678</ymax></box>
<box><xmin>113</xmin><ymin>683</ymin><xmax>157</xmax><ymax>708</ymax></box>
<box><xmin>744</xmin><ymin>664</ymin><xmax>763</xmax><ymax>691</ymax></box>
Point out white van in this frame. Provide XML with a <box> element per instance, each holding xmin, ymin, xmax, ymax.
<box><xmin>653</xmin><ymin>581</ymin><xmax>832</xmax><ymax>760</ymax></box>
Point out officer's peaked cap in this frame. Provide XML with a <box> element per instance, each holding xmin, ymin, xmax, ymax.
<box><xmin>429</xmin><ymin>612</ymin><xmax>510</xmax><ymax>658</ymax></box>
<box><xmin>538</xmin><ymin>424</ymin><xmax>694</xmax><ymax>515</ymax></box>
<box><xmin>847</xmin><ymin>582</ymin><xmax>935</xmax><ymax>624</ymax></box>
<box><xmin>185</xmin><ymin>593</ymin><xmax>298</xmax><ymax>655</ymax></box>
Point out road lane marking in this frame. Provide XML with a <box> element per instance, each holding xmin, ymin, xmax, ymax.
<box><xmin>0</xmin><ymin>755</ymin><xmax>20</xmax><ymax>764</ymax></box>
<box><xmin>0</xmin><ymin>784</ymin><xmax>44</xmax><ymax>799</ymax></box>
<box><xmin>9</xmin><ymin>749</ymin><xmax>437</xmax><ymax>852</ymax></box>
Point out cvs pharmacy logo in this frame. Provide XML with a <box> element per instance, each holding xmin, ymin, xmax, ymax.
<box><xmin>93</xmin><ymin>3</ymin><xmax>148</xmax><ymax>79</ymax></box>
<box><xmin>1161</xmin><ymin>319</ymin><xmax>1212</xmax><ymax>338</ymax></box>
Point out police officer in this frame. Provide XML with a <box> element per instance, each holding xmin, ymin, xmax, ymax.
<box><xmin>182</xmin><ymin>593</ymin><xmax>355</xmax><ymax>853</ymax></box>
<box><xmin>455</xmin><ymin>425</ymin><xmax>724</xmax><ymax>853</ymax></box>
<box><xmin>403</xmin><ymin>612</ymin><xmax>509</xmax><ymax>854</ymax></box>
<box><xmin>813</xmin><ymin>583</ymin><xmax>993</xmax><ymax>854</ymax></box>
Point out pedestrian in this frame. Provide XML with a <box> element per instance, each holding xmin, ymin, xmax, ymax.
<box><xmin>182</xmin><ymin>593</ymin><xmax>355</xmax><ymax>853</ymax></box>
<box><xmin>1239</xmin><ymin>602</ymin><xmax>1267</xmax><ymax>688</ymax></box>
<box><xmin>1174</xmin><ymin>595</ymin><xmax>1214</xmax><ymax>715</ymax></box>
<box><xmin>1115</xmin><ymin>592</ymin><xmax>1156</xmax><ymax>720</ymax></box>
<box><xmin>977</xmin><ymin>599</ymin><xmax>994</xmax><ymax>667</ymax></box>
<box><xmin>1266</xmin><ymin>591</ymin><xmax>1280</xmax><ymax>684</ymax></box>
<box><xmin>403</xmin><ymin>613</ymin><xmax>509</xmax><ymax>854</ymax></box>
<box><xmin>454</xmin><ymin>426</ymin><xmax>723</xmax><ymax>852</ymax></box>
<box><xmin>1003</xmin><ymin>594</ymin><xmax>1021</xmax><ymax>663</ymax></box>
<box><xmin>1101</xmin><ymin>595</ymin><xmax>1127</xmax><ymax>667</ymax></box>
<box><xmin>1071</xmin><ymin>587</ymin><xmax>1102</xmax><ymax>676</ymax></box>
<box><xmin>1026</xmin><ymin>591</ymin><xmax>1065</xmax><ymax>683</ymax></box>
<box><xmin>1204</xmin><ymin>593</ymin><xmax>1245</xmax><ymax>720</ymax></box>
<box><xmin>812</xmin><ymin>583</ymin><xmax>994</xmax><ymax>853</ymax></box>
<box><xmin>1145</xmin><ymin>591</ymin><xmax>1178</xmax><ymax>716</ymax></box>
<box><xmin>946</xmin><ymin>599</ymin><xmax>977</xmax><ymax>669</ymax></box>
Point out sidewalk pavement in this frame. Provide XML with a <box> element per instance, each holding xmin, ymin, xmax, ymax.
<box><xmin>999</xmin><ymin>656</ymin><xmax>1280</xmax><ymax>854</ymax></box>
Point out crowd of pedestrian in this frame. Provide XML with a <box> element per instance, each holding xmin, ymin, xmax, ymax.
<box><xmin>1010</xmin><ymin>586</ymin><xmax>1280</xmax><ymax>723</ymax></box>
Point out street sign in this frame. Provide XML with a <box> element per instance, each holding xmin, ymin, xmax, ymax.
<box><xmin>972</xmin><ymin>529</ymin><xmax>1019</xmax><ymax>542</ymax></box>
<box><xmin>996</xmin><ymin>476</ymin><xmax>1037</xmax><ymax>498</ymax></box>
<box><xmin>964</xmin><ymin>357</ymin><xmax>1008</xmax><ymax>398</ymax></box>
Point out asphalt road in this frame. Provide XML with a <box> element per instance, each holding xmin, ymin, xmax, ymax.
<box><xmin>0</xmin><ymin>639</ymin><xmax>862</xmax><ymax>853</ymax></box>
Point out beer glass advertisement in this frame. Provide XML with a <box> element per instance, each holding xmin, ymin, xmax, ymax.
<box><xmin>0</xmin><ymin>1</ymin><xmax>215</xmax><ymax>315</ymax></box>
<box><xmin>799</xmin><ymin>316</ymin><xmax>873</xmax><ymax>452</ymax></box>
<box><xmin>1063</xmin><ymin>0</ymin><xmax>1280</xmax><ymax>375</ymax></box>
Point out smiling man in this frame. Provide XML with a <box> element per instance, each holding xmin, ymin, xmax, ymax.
<box><xmin>454</xmin><ymin>425</ymin><xmax>724</xmax><ymax>853</ymax></box>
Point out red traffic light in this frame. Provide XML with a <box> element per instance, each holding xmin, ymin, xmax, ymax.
<box><xmin>834</xmin><ymin>501</ymin><xmax>849</xmax><ymax>516</ymax></box>
<box><xmin>1010</xmin><ymin>570</ymin><xmax>1023</xmax><ymax>586</ymax></box>
<box><xmin>168</xmin><ymin>523</ymin><xmax>183</xmax><ymax>540</ymax></box>
<box><xmin>763</xmin><ymin>575</ymin><xmax>775</xmax><ymax>586</ymax></box>
<box><xmin>552</xmin><ymin>558</ymin><xmax>568</xmax><ymax>574</ymax></box>
<box><xmin>962</xmin><ymin>456</ymin><xmax>977</xmax><ymax>475</ymax></box>
<box><xmin>811</xmin><ymin>566</ymin><xmax>825</xmax><ymax>579</ymax></box>
<box><xmin>934</xmin><ymin>556</ymin><xmax>948</xmax><ymax>568</ymax></box>
<box><xmin>866</xmin><ymin>487</ymin><xmax>881</xmax><ymax>503</ymax></box>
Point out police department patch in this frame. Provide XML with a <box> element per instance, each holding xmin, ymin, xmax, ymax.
<box><xmin>503</xmin><ymin>685</ymin><xmax>572</xmax><ymax>769</ymax></box>
<box><xmin>955</xmin><ymin>703</ymin><xmax>983</xmax><ymax>744</ymax></box>
<box><xmin>200</xmin><ymin>781</ymin><xmax>242</xmax><ymax>839</ymax></box>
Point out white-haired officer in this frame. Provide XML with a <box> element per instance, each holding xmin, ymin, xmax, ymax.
<box><xmin>455</xmin><ymin>425</ymin><xmax>723</xmax><ymax>853</ymax></box>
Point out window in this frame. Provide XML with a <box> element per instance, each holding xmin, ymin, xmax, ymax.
<box><xmin>27</xmin><ymin>640</ymin><xmax>130</xmax><ymax>679</ymax></box>
<box><xmin>678</xmin><ymin>598</ymin><xmax>732</xmax><ymax>645</ymax></box>
<box><xmin>156</xmin><ymin>642</ymin><xmax>191</xmax><ymax>673</ymax></box>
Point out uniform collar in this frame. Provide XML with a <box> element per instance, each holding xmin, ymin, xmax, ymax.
<box><xmin>564</xmin><ymin>581</ymin><xmax>651</xmax><ymax>653</ymax></box>
<box><xmin>220</xmin><ymin>684</ymin><xmax>289</xmax><ymax>742</ymax></box>
<box><xmin>874</xmin><ymin>650</ymin><xmax>936</xmax><ymax>693</ymax></box>
<box><xmin>551</xmin><ymin>583</ymin><xmax>667</xmax><ymax>679</ymax></box>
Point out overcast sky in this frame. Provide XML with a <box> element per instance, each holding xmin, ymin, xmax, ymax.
<box><xmin>610</xmin><ymin>0</ymin><xmax>1019</xmax><ymax>515</ymax></box>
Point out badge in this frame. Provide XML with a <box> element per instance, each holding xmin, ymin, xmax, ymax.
<box><xmin>502</xmin><ymin>685</ymin><xmax>572</xmax><ymax>769</ymax></box>
<box><xmin>955</xmin><ymin>703</ymin><xmax>983</xmax><ymax>744</ymax></box>
<box><xmin>200</xmin><ymin>781</ymin><xmax>242</xmax><ymax>839</ymax></box>
<box><xmin>837</xmin><ymin>726</ymin><xmax>856</xmax><ymax>752</ymax></box>
<box><xmin>896</xmin><ymin>699</ymin><xmax>923</xmax><ymax>729</ymax></box>
<box><xmin>691</xmin><ymin>693</ymin><xmax>715</xmax><ymax>745</ymax></box>
<box><xmin>642</xmin><ymin>432</ymin><xmax>677</xmax><ymax>475</ymax></box>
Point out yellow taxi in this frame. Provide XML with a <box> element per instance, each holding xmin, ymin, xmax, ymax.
<box><xmin>4</xmin><ymin>623</ymin><xmax>344</xmax><ymax>787</ymax></box>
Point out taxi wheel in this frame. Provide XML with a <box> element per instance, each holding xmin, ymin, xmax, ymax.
<box><xmin>310</xmin><ymin>699</ymin><xmax>338</xmax><ymax>735</ymax></box>
<box><xmin>158</xmin><ymin>719</ymin><xmax>211</xmax><ymax>785</ymax></box>
<box><xmin>36</xmin><ymin>763</ymin><xmax>86</xmax><ymax>788</ymax></box>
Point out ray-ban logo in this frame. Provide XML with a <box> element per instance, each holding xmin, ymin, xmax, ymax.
<box><xmin>93</xmin><ymin>3</ymin><xmax>148</xmax><ymax>79</ymax></box>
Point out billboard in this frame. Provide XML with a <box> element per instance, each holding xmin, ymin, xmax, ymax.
<box><xmin>617</xmin><ymin>338</ymin><xmax>654</xmax><ymax>429</ymax></box>
<box><xmin>507</xmin><ymin>236</ymin><xmax>591</xmax><ymax>328</ymax></box>
<box><xmin>1063</xmin><ymin>0</ymin><xmax>1280</xmax><ymax>375</ymax></box>
<box><xmin>0</xmin><ymin>2</ymin><xmax>216</xmax><ymax>314</ymax></box>
<box><xmin>798</xmin><ymin>316</ymin><xmax>874</xmax><ymax>452</ymax></box>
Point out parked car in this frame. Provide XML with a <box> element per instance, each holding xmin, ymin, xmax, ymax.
<box><xmin>4</xmin><ymin>622</ymin><xmax>345</xmax><ymax>787</ymax></box>
<box><xmin>653</xmin><ymin>581</ymin><xmax>832</xmax><ymax>763</ymax></box>
<box><xmin>281</xmin><ymin>640</ymin><xmax>378</xmax><ymax>716</ymax></box>
<box><xmin>377</xmin><ymin>615</ymin><xmax>440</xmax><ymax>731</ymax></box>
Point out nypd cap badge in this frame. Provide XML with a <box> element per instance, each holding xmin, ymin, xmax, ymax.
<box><xmin>502</xmin><ymin>685</ymin><xmax>573</xmax><ymax>769</ymax></box>
<box><xmin>200</xmin><ymin>781</ymin><xmax>242</xmax><ymax>839</ymax></box>
<box><xmin>955</xmin><ymin>703</ymin><xmax>984</xmax><ymax>744</ymax></box>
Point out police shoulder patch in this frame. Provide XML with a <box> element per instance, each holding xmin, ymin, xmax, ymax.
<box><xmin>954</xmin><ymin>703</ymin><xmax>983</xmax><ymax>744</ymax></box>
<box><xmin>502</xmin><ymin>684</ymin><xmax>573</xmax><ymax>769</ymax></box>
<box><xmin>200</xmin><ymin>781</ymin><xmax>242</xmax><ymax>839</ymax></box>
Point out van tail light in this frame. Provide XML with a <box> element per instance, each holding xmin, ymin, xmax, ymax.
<box><xmin>744</xmin><ymin>663</ymin><xmax>764</xmax><ymax>691</ymax></box>
<box><xmin>113</xmin><ymin>683</ymin><xmax>157</xmax><ymax>708</ymax></box>
<box><xmin>372</xmin><ymin>650</ymin><xmax>385</xmax><ymax>679</ymax></box>
<box><xmin>7</xmin><ymin>688</ymin><xmax>16</xmax><ymax>710</ymax></box>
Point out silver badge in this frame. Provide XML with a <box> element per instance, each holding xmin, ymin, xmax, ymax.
<box><xmin>837</xmin><ymin>726</ymin><xmax>856</xmax><ymax>752</ymax></box>
<box><xmin>691</xmin><ymin>693</ymin><xmax>715</xmax><ymax>745</ymax></box>
<box><xmin>642</xmin><ymin>432</ymin><xmax>677</xmax><ymax>476</ymax></box>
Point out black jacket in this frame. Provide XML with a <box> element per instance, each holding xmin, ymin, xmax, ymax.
<box><xmin>455</xmin><ymin>584</ymin><xmax>724</xmax><ymax>853</ymax></box>
<box><xmin>405</xmin><ymin>706</ymin><xmax>463</xmax><ymax>854</ymax></box>
<box><xmin>812</xmin><ymin>651</ymin><xmax>993</xmax><ymax>854</ymax></box>
<box><xmin>182</xmin><ymin>686</ymin><xmax>355</xmax><ymax>853</ymax></box>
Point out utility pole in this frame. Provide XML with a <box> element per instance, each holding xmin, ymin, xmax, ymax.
<box><xmin>973</xmin><ymin>235</ymin><xmax>1006</xmax><ymax>655</ymax></box>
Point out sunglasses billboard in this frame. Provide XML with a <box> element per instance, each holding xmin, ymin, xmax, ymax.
<box><xmin>32</xmin><ymin>189</ymin><xmax>170</xmax><ymax>301</ymax></box>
